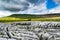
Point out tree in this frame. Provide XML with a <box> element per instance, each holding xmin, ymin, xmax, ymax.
<box><xmin>28</xmin><ymin>18</ymin><xmax>31</xmax><ymax>21</ymax></box>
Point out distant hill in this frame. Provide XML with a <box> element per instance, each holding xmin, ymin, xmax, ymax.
<box><xmin>0</xmin><ymin>13</ymin><xmax>60</xmax><ymax>22</ymax></box>
<box><xmin>9</xmin><ymin>13</ymin><xmax>60</xmax><ymax>18</ymax></box>
<box><xmin>9</xmin><ymin>14</ymin><xmax>41</xmax><ymax>18</ymax></box>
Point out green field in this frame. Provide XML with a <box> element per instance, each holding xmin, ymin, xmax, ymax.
<box><xmin>0</xmin><ymin>14</ymin><xmax>60</xmax><ymax>22</ymax></box>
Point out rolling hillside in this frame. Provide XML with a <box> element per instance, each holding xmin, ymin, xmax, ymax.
<box><xmin>9</xmin><ymin>13</ymin><xmax>60</xmax><ymax>18</ymax></box>
<box><xmin>0</xmin><ymin>13</ymin><xmax>60</xmax><ymax>22</ymax></box>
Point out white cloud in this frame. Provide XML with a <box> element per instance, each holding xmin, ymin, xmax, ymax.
<box><xmin>0</xmin><ymin>11</ymin><xmax>12</xmax><ymax>17</ymax></box>
<box><xmin>48</xmin><ymin>0</ymin><xmax>60</xmax><ymax>14</ymax></box>
<box><xmin>1</xmin><ymin>0</ymin><xmax>60</xmax><ymax>17</ymax></box>
<box><xmin>0</xmin><ymin>0</ymin><xmax>29</xmax><ymax>11</ymax></box>
<box><xmin>0</xmin><ymin>0</ymin><xmax>57</xmax><ymax>17</ymax></box>
<box><xmin>54</xmin><ymin>0</ymin><xmax>60</xmax><ymax>5</ymax></box>
<box><xmin>18</xmin><ymin>1</ymin><xmax>48</xmax><ymax>15</ymax></box>
<box><xmin>49</xmin><ymin>6</ymin><xmax>60</xmax><ymax>13</ymax></box>
<box><xmin>0</xmin><ymin>1</ymin><xmax>48</xmax><ymax>17</ymax></box>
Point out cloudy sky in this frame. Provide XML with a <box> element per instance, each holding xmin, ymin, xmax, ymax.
<box><xmin>0</xmin><ymin>0</ymin><xmax>60</xmax><ymax>17</ymax></box>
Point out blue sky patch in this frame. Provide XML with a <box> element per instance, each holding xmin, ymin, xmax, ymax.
<box><xmin>46</xmin><ymin>0</ymin><xmax>58</xmax><ymax>9</ymax></box>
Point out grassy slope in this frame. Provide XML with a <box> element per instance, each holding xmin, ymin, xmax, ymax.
<box><xmin>0</xmin><ymin>13</ymin><xmax>60</xmax><ymax>22</ymax></box>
